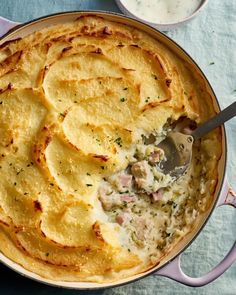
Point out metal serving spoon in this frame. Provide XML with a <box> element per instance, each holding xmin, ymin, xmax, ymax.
<box><xmin>158</xmin><ymin>101</ymin><xmax>236</xmax><ymax>178</ymax></box>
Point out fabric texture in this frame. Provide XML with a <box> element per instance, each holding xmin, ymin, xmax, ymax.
<box><xmin>0</xmin><ymin>0</ymin><xmax>235</xmax><ymax>294</ymax></box>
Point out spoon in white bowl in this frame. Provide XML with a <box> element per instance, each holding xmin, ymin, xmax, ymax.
<box><xmin>158</xmin><ymin>101</ymin><xmax>236</xmax><ymax>178</ymax></box>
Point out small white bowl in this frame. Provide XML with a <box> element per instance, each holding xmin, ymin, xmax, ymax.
<box><xmin>115</xmin><ymin>0</ymin><xmax>209</xmax><ymax>30</ymax></box>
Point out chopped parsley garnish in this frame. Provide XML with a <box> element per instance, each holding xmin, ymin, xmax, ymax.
<box><xmin>114</xmin><ymin>137</ymin><xmax>122</xmax><ymax>147</ymax></box>
<box><xmin>86</xmin><ymin>184</ymin><xmax>93</xmax><ymax>187</ymax></box>
<box><xmin>16</xmin><ymin>168</ymin><xmax>24</xmax><ymax>175</ymax></box>
<box><xmin>120</xmin><ymin>97</ymin><xmax>126</xmax><ymax>102</ymax></box>
<box><xmin>86</xmin><ymin>172</ymin><xmax>91</xmax><ymax>176</ymax></box>
<box><xmin>123</xmin><ymin>87</ymin><xmax>128</xmax><ymax>90</ymax></box>
<box><xmin>209</xmin><ymin>62</ymin><xmax>215</xmax><ymax>65</ymax></box>
<box><xmin>122</xmin><ymin>202</ymin><xmax>128</xmax><ymax>208</ymax></box>
<box><xmin>152</xmin><ymin>74</ymin><xmax>158</xmax><ymax>80</ymax></box>
<box><xmin>145</xmin><ymin>97</ymin><xmax>151</xmax><ymax>103</ymax></box>
<box><xmin>100</xmin><ymin>166</ymin><xmax>105</xmax><ymax>170</ymax></box>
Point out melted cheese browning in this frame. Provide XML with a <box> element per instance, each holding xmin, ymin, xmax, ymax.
<box><xmin>0</xmin><ymin>15</ymin><xmax>221</xmax><ymax>282</ymax></box>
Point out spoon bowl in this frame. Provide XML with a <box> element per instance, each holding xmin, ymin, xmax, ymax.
<box><xmin>158</xmin><ymin>101</ymin><xmax>236</xmax><ymax>178</ymax></box>
<box><xmin>158</xmin><ymin>132</ymin><xmax>193</xmax><ymax>178</ymax></box>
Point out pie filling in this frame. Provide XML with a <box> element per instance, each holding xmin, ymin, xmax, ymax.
<box><xmin>99</xmin><ymin>126</ymin><xmax>203</xmax><ymax>264</ymax></box>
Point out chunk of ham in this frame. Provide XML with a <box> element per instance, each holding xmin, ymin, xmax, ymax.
<box><xmin>99</xmin><ymin>192</ymin><xmax>121</xmax><ymax>210</ymax></box>
<box><xmin>131</xmin><ymin>160</ymin><xmax>154</xmax><ymax>191</ymax></box>
<box><xmin>116</xmin><ymin>212</ymin><xmax>132</xmax><ymax>225</ymax></box>
<box><xmin>99</xmin><ymin>189</ymin><xmax>136</xmax><ymax>210</ymax></box>
<box><xmin>152</xmin><ymin>189</ymin><xmax>164</xmax><ymax>202</ymax></box>
<box><xmin>149</xmin><ymin>151</ymin><xmax>160</xmax><ymax>163</ymax></box>
<box><xmin>133</xmin><ymin>217</ymin><xmax>154</xmax><ymax>242</ymax></box>
<box><xmin>119</xmin><ymin>174</ymin><xmax>133</xmax><ymax>188</ymax></box>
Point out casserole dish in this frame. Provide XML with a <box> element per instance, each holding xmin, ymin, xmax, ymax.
<box><xmin>0</xmin><ymin>11</ymin><xmax>235</xmax><ymax>289</ymax></box>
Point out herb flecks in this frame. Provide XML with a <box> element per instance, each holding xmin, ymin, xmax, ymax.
<box><xmin>120</xmin><ymin>97</ymin><xmax>126</xmax><ymax>102</ymax></box>
<box><xmin>86</xmin><ymin>184</ymin><xmax>93</xmax><ymax>187</ymax></box>
<box><xmin>16</xmin><ymin>168</ymin><xmax>24</xmax><ymax>176</ymax></box>
<box><xmin>145</xmin><ymin>97</ymin><xmax>151</xmax><ymax>103</ymax></box>
<box><xmin>209</xmin><ymin>62</ymin><xmax>215</xmax><ymax>65</ymax></box>
<box><xmin>114</xmin><ymin>137</ymin><xmax>123</xmax><ymax>147</ymax></box>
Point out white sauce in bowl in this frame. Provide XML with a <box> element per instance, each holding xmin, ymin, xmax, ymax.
<box><xmin>120</xmin><ymin>0</ymin><xmax>203</xmax><ymax>24</ymax></box>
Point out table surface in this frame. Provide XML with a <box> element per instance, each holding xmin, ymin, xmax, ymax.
<box><xmin>0</xmin><ymin>1</ymin><xmax>236</xmax><ymax>294</ymax></box>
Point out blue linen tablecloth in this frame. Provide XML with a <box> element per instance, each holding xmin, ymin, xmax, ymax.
<box><xmin>0</xmin><ymin>0</ymin><xmax>235</xmax><ymax>294</ymax></box>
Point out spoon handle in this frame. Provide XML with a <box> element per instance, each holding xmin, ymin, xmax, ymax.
<box><xmin>192</xmin><ymin>101</ymin><xmax>236</xmax><ymax>140</ymax></box>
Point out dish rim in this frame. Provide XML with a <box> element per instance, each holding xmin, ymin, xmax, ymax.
<box><xmin>0</xmin><ymin>10</ymin><xmax>227</xmax><ymax>289</ymax></box>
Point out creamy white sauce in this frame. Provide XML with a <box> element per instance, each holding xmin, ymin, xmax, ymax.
<box><xmin>120</xmin><ymin>0</ymin><xmax>202</xmax><ymax>24</ymax></box>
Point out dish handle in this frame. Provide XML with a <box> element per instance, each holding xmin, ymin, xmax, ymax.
<box><xmin>0</xmin><ymin>16</ymin><xmax>20</xmax><ymax>38</ymax></box>
<box><xmin>154</xmin><ymin>180</ymin><xmax>236</xmax><ymax>287</ymax></box>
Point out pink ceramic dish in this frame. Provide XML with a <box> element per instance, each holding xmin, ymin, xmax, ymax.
<box><xmin>0</xmin><ymin>11</ymin><xmax>235</xmax><ymax>290</ymax></box>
